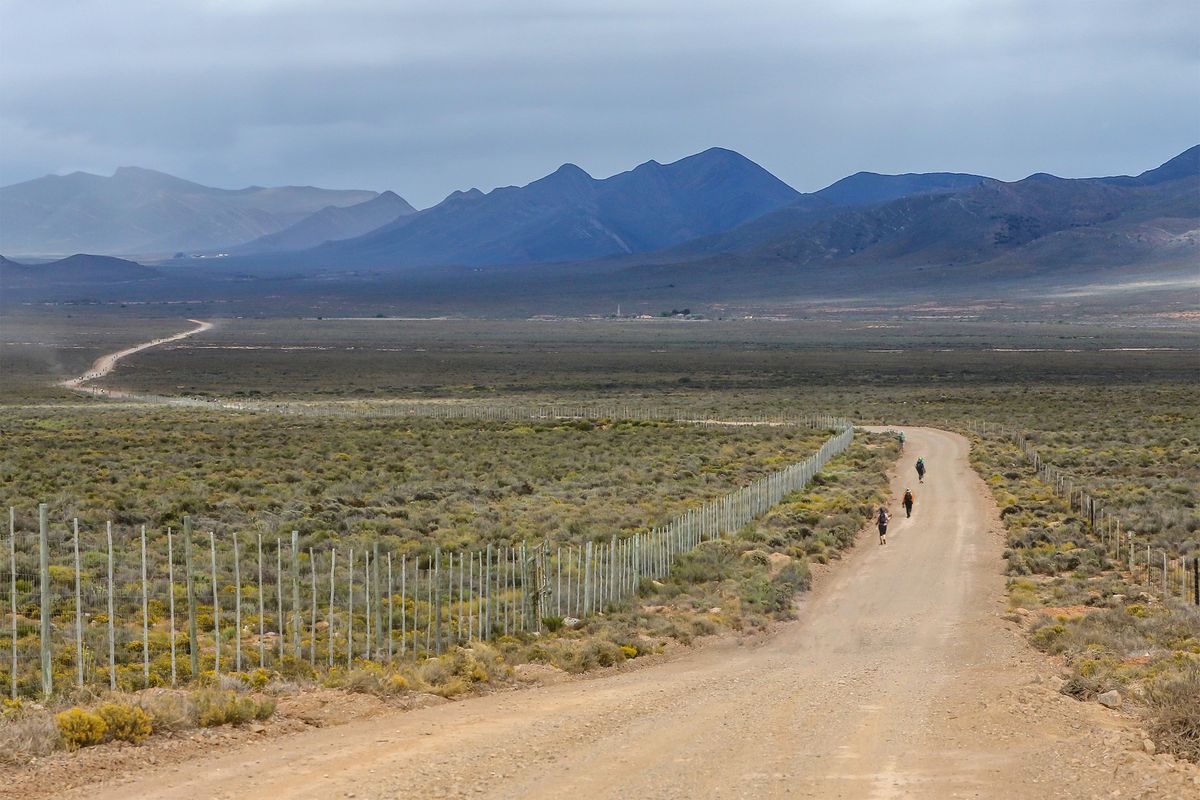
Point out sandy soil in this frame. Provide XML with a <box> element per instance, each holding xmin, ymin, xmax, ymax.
<box><xmin>21</xmin><ymin>426</ymin><xmax>1191</xmax><ymax>799</ymax></box>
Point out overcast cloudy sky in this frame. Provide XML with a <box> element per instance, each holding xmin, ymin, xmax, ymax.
<box><xmin>1</xmin><ymin>0</ymin><xmax>1196</xmax><ymax>207</ymax></box>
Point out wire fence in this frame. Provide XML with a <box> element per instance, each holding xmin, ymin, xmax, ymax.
<box><xmin>68</xmin><ymin>386</ymin><xmax>834</xmax><ymax>429</ymax></box>
<box><xmin>1</xmin><ymin>414</ymin><xmax>853</xmax><ymax>698</ymax></box>
<box><xmin>965</xmin><ymin>420</ymin><xmax>1200</xmax><ymax>607</ymax></box>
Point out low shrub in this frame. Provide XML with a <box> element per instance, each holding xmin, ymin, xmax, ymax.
<box><xmin>55</xmin><ymin>707</ymin><xmax>107</xmax><ymax>750</ymax></box>
<box><xmin>95</xmin><ymin>702</ymin><xmax>153</xmax><ymax>743</ymax></box>
<box><xmin>136</xmin><ymin>689</ymin><xmax>196</xmax><ymax>732</ymax></box>
<box><xmin>0</xmin><ymin>713</ymin><xmax>61</xmax><ymax>765</ymax></box>
<box><xmin>192</xmin><ymin>689</ymin><xmax>274</xmax><ymax>727</ymax></box>
<box><xmin>1144</xmin><ymin>663</ymin><xmax>1200</xmax><ymax>762</ymax></box>
<box><xmin>340</xmin><ymin>663</ymin><xmax>412</xmax><ymax>696</ymax></box>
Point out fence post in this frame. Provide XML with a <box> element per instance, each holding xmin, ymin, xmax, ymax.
<box><xmin>106</xmin><ymin>520</ymin><xmax>115</xmax><ymax>691</ymax></box>
<box><xmin>327</xmin><ymin>548</ymin><xmax>337</xmax><ymax>668</ymax></box>
<box><xmin>363</xmin><ymin>550</ymin><xmax>371</xmax><ymax>660</ymax></box>
<box><xmin>73</xmin><ymin>519</ymin><xmax>84</xmax><ymax>688</ymax></box>
<box><xmin>373</xmin><ymin>541</ymin><xmax>382</xmax><ymax>659</ymax></box>
<box><xmin>1193</xmin><ymin>557</ymin><xmax>1199</xmax><ymax>606</ymax></box>
<box><xmin>276</xmin><ymin>539</ymin><xmax>284</xmax><ymax>662</ymax></box>
<box><xmin>184</xmin><ymin>516</ymin><xmax>198</xmax><ymax>680</ymax></box>
<box><xmin>386</xmin><ymin>552</ymin><xmax>394</xmax><ymax>662</ymax></box>
<box><xmin>40</xmin><ymin>504</ymin><xmax>53</xmax><ymax>696</ymax></box>
<box><xmin>210</xmin><ymin>531</ymin><xmax>220</xmax><ymax>674</ymax></box>
<box><xmin>484</xmin><ymin>545</ymin><xmax>492</xmax><ymax>638</ymax></box>
<box><xmin>233</xmin><ymin>532</ymin><xmax>242</xmax><ymax>673</ymax></box>
<box><xmin>256</xmin><ymin>534</ymin><xmax>265</xmax><ymax>667</ymax></box>
<box><xmin>141</xmin><ymin>525</ymin><xmax>149</xmax><ymax>685</ymax></box>
<box><xmin>309</xmin><ymin>547</ymin><xmax>317</xmax><ymax>666</ymax></box>
<box><xmin>1145</xmin><ymin>543</ymin><xmax>1150</xmax><ymax>589</ymax></box>
<box><xmin>434</xmin><ymin>548</ymin><xmax>442</xmax><ymax>655</ymax></box>
<box><xmin>291</xmin><ymin>531</ymin><xmax>301</xmax><ymax>660</ymax></box>
<box><xmin>400</xmin><ymin>553</ymin><xmax>408</xmax><ymax>657</ymax></box>
<box><xmin>9</xmin><ymin>507</ymin><xmax>16</xmax><ymax>700</ymax></box>
<box><xmin>167</xmin><ymin>528</ymin><xmax>177</xmax><ymax>686</ymax></box>
<box><xmin>347</xmin><ymin>548</ymin><xmax>354</xmax><ymax>668</ymax></box>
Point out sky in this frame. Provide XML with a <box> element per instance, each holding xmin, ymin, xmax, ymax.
<box><xmin>1</xmin><ymin>0</ymin><xmax>1197</xmax><ymax>208</ymax></box>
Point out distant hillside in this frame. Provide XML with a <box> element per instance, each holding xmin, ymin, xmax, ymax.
<box><xmin>610</xmin><ymin>147</ymin><xmax>1199</xmax><ymax>296</ymax></box>
<box><xmin>229</xmin><ymin>191</ymin><xmax>417</xmax><ymax>254</ymax></box>
<box><xmin>644</xmin><ymin>171</ymin><xmax>992</xmax><ymax>262</ymax></box>
<box><xmin>0</xmin><ymin>253</ymin><xmax>158</xmax><ymax>288</ymax></box>
<box><xmin>1098</xmin><ymin>145</ymin><xmax>1200</xmax><ymax>187</ymax></box>
<box><xmin>813</xmin><ymin>171</ymin><xmax>986</xmax><ymax>207</ymax></box>
<box><xmin>0</xmin><ymin>167</ymin><xmax>379</xmax><ymax>257</ymax></box>
<box><xmin>245</xmin><ymin>147</ymin><xmax>802</xmax><ymax>269</ymax></box>
<box><xmin>2</xmin><ymin>147</ymin><xmax>1194</xmax><ymax>314</ymax></box>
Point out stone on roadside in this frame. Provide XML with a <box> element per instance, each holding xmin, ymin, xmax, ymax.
<box><xmin>1097</xmin><ymin>690</ymin><xmax>1122</xmax><ymax>709</ymax></box>
<box><xmin>1142</xmin><ymin>738</ymin><xmax>1156</xmax><ymax>755</ymax></box>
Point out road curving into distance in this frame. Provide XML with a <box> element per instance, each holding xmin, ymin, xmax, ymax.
<box><xmin>47</xmin><ymin>426</ymin><xmax>1193</xmax><ymax>800</ymax></box>
<box><xmin>59</xmin><ymin>318</ymin><xmax>213</xmax><ymax>394</ymax></box>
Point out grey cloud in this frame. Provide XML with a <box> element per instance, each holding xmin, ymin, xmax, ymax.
<box><xmin>0</xmin><ymin>0</ymin><xmax>1196</xmax><ymax>207</ymax></box>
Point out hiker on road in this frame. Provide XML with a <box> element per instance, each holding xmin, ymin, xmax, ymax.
<box><xmin>903</xmin><ymin>488</ymin><xmax>914</xmax><ymax>518</ymax></box>
<box><xmin>877</xmin><ymin>507</ymin><xmax>890</xmax><ymax>545</ymax></box>
<box><xmin>916</xmin><ymin>457</ymin><xmax>926</xmax><ymax>483</ymax></box>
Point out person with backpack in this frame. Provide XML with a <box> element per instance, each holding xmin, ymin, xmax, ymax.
<box><xmin>903</xmin><ymin>488</ymin><xmax>915</xmax><ymax>518</ymax></box>
<box><xmin>916</xmin><ymin>457</ymin><xmax>926</xmax><ymax>483</ymax></box>
<box><xmin>877</xmin><ymin>507</ymin><xmax>890</xmax><ymax>545</ymax></box>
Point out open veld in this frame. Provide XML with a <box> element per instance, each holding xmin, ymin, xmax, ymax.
<box><xmin>0</xmin><ymin>308</ymin><xmax>1197</xmax><ymax>797</ymax></box>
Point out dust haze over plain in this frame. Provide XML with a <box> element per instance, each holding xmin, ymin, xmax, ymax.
<box><xmin>0</xmin><ymin>0</ymin><xmax>1197</xmax><ymax>207</ymax></box>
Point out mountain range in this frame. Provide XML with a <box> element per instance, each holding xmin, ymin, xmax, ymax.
<box><xmin>228</xmin><ymin>147</ymin><xmax>804</xmax><ymax>270</ymax></box>
<box><xmin>0</xmin><ymin>166</ymin><xmax>386</xmax><ymax>257</ymax></box>
<box><xmin>1</xmin><ymin>145</ymin><xmax>1196</xmax><ymax>312</ymax></box>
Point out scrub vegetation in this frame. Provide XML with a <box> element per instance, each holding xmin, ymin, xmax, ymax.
<box><xmin>1</xmin><ymin>309</ymin><xmax>1194</xmax><ymax>762</ymax></box>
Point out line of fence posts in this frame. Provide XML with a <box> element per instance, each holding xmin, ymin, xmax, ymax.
<box><xmin>0</xmin><ymin>417</ymin><xmax>852</xmax><ymax>698</ymax></box>
<box><xmin>964</xmin><ymin>420</ymin><xmax>1198</xmax><ymax>607</ymax></box>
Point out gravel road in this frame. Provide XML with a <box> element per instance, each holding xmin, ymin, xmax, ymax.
<box><xmin>55</xmin><ymin>427</ymin><xmax>1197</xmax><ymax>799</ymax></box>
<box><xmin>60</xmin><ymin>319</ymin><xmax>212</xmax><ymax>392</ymax></box>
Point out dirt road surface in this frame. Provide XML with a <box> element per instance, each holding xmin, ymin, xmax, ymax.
<box><xmin>60</xmin><ymin>319</ymin><xmax>212</xmax><ymax>392</ymax></box>
<box><xmin>53</xmin><ymin>427</ymin><xmax>1194</xmax><ymax>799</ymax></box>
